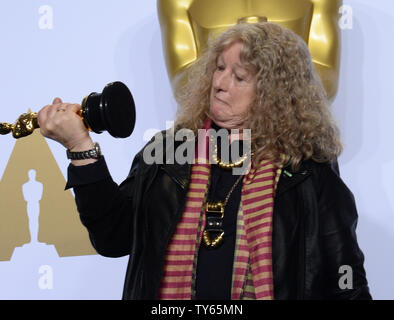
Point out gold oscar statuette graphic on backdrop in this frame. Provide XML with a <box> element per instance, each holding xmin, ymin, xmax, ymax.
<box><xmin>0</xmin><ymin>127</ymin><xmax>96</xmax><ymax>260</ymax></box>
<box><xmin>158</xmin><ymin>0</ymin><xmax>342</xmax><ymax>102</ymax></box>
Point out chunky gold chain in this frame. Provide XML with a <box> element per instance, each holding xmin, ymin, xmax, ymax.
<box><xmin>210</xmin><ymin>135</ymin><xmax>251</xmax><ymax>170</ymax></box>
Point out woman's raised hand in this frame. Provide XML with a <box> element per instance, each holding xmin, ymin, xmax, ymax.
<box><xmin>37</xmin><ymin>97</ymin><xmax>94</xmax><ymax>152</ymax></box>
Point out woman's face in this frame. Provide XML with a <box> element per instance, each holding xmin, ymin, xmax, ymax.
<box><xmin>209</xmin><ymin>41</ymin><xmax>255</xmax><ymax>129</ymax></box>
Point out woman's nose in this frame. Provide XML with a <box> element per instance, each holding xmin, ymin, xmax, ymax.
<box><xmin>213</xmin><ymin>70</ymin><xmax>230</xmax><ymax>91</ymax></box>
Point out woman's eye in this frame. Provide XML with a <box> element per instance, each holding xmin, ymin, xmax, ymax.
<box><xmin>217</xmin><ymin>65</ymin><xmax>225</xmax><ymax>71</ymax></box>
<box><xmin>235</xmin><ymin>75</ymin><xmax>244</xmax><ymax>81</ymax></box>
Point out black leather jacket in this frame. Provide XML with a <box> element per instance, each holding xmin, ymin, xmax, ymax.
<box><xmin>68</xmin><ymin>136</ymin><xmax>372</xmax><ymax>300</ymax></box>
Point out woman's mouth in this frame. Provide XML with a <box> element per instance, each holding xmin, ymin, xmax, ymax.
<box><xmin>214</xmin><ymin>96</ymin><xmax>228</xmax><ymax>106</ymax></box>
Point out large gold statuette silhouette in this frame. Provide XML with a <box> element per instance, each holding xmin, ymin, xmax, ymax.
<box><xmin>0</xmin><ymin>81</ymin><xmax>136</xmax><ymax>139</ymax></box>
<box><xmin>158</xmin><ymin>0</ymin><xmax>342</xmax><ymax>101</ymax></box>
<box><xmin>0</xmin><ymin>129</ymin><xmax>97</xmax><ymax>260</ymax></box>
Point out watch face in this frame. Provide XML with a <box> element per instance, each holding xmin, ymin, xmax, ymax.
<box><xmin>94</xmin><ymin>143</ymin><xmax>101</xmax><ymax>156</ymax></box>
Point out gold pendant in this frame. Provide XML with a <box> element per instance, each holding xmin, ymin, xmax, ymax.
<box><xmin>206</xmin><ymin>201</ymin><xmax>224</xmax><ymax>217</ymax></box>
<box><xmin>202</xmin><ymin>230</ymin><xmax>224</xmax><ymax>248</ymax></box>
<box><xmin>203</xmin><ymin>201</ymin><xmax>224</xmax><ymax>248</ymax></box>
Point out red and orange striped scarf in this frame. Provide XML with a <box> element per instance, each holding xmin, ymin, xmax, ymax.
<box><xmin>159</xmin><ymin>120</ymin><xmax>282</xmax><ymax>299</ymax></box>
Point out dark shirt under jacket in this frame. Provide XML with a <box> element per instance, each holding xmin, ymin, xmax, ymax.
<box><xmin>195</xmin><ymin>162</ymin><xmax>243</xmax><ymax>300</ymax></box>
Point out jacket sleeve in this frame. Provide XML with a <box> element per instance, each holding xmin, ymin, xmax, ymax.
<box><xmin>66</xmin><ymin>153</ymin><xmax>142</xmax><ymax>258</ymax></box>
<box><xmin>316</xmin><ymin>163</ymin><xmax>372</xmax><ymax>300</ymax></box>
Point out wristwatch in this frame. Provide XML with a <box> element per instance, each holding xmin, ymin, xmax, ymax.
<box><xmin>66</xmin><ymin>142</ymin><xmax>102</xmax><ymax>160</ymax></box>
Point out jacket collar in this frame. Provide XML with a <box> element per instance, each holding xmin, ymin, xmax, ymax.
<box><xmin>161</xmin><ymin>160</ymin><xmax>312</xmax><ymax>197</ymax></box>
<box><xmin>161</xmin><ymin>161</ymin><xmax>191</xmax><ymax>190</ymax></box>
<box><xmin>160</xmin><ymin>135</ymin><xmax>191</xmax><ymax>190</ymax></box>
<box><xmin>275</xmin><ymin>161</ymin><xmax>311</xmax><ymax>197</ymax></box>
<box><xmin>158</xmin><ymin>130</ymin><xmax>313</xmax><ymax>195</ymax></box>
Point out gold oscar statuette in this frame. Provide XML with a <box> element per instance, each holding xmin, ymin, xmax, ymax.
<box><xmin>0</xmin><ymin>112</ymin><xmax>39</xmax><ymax>139</ymax></box>
<box><xmin>0</xmin><ymin>82</ymin><xmax>136</xmax><ymax>139</ymax></box>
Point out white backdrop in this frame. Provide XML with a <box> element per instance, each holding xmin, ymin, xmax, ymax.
<box><xmin>0</xmin><ymin>0</ymin><xmax>392</xmax><ymax>299</ymax></box>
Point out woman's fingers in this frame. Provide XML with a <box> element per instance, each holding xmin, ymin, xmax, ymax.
<box><xmin>52</xmin><ymin>97</ymin><xmax>63</xmax><ymax>104</ymax></box>
<box><xmin>37</xmin><ymin>104</ymin><xmax>52</xmax><ymax>128</ymax></box>
<box><xmin>37</xmin><ymin>99</ymin><xmax>88</xmax><ymax>149</ymax></box>
<box><xmin>69</xmin><ymin>103</ymin><xmax>82</xmax><ymax>113</ymax></box>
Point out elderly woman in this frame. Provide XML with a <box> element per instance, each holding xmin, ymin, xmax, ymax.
<box><xmin>37</xmin><ymin>22</ymin><xmax>371</xmax><ymax>300</ymax></box>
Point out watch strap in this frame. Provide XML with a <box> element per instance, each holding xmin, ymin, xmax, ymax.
<box><xmin>66</xmin><ymin>142</ymin><xmax>101</xmax><ymax>160</ymax></box>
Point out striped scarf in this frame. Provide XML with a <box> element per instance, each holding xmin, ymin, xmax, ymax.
<box><xmin>158</xmin><ymin>120</ymin><xmax>282</xmax><ymax>299</ymax></box>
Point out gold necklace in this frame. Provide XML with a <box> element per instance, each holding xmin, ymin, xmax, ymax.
<box><xmin>202</xmin><ymin>173</ymin><xmax>244</xmax><ymax>249</ymax></box>
<box><xmin>210</xmin><ymin>136</ymin><xmax>251</xmax><ymax>170</ymax></box>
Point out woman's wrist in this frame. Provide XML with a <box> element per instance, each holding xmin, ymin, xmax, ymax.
<box><xmin>68</xmin><ymin>138</ymin><xmax>94</xmax><ymax>152</ymax></box>
<box><xmin>68</xmin><ymin>138</ymin><xmax>99</xmax><ymax>166</ymax></box>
